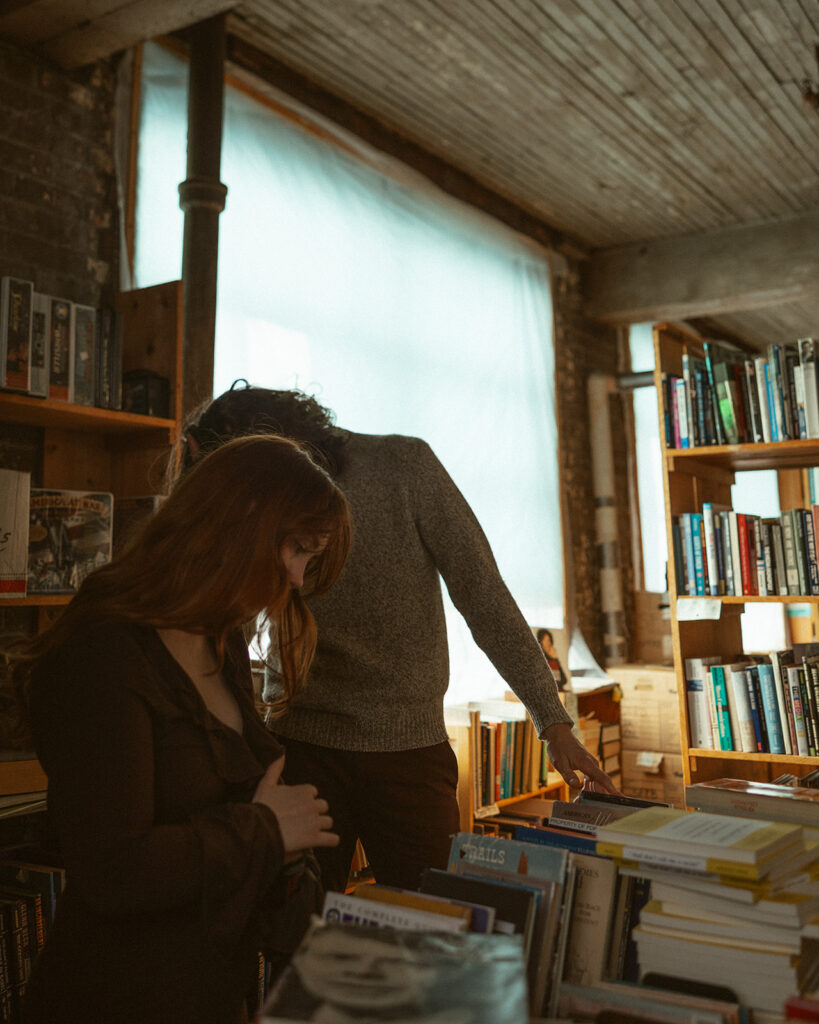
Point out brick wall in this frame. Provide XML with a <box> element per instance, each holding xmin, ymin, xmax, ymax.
<box><xmin>553</xmin><ymin>258</ymin><xmax>636</xmax><ymax>666</ymax></box>
<box><xmin>0</xmin><ymin>39</ymin><xmax>119</xmax><ymax>306</ymax></box>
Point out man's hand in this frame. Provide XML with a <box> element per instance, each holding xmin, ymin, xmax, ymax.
<box><xmin>543</xmin><ymin>722</ymin><xmax>621</xmax><ymax>794</ymax></box>
<box><xmin>252</xmin><ymin>755</ymin><xmax>340</xmax><ymax>855</ymax></box>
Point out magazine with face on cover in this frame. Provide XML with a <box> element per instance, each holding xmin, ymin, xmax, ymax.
<box><xmin>258</xmin><ymin>919</ymin><xmax>528</xmax><ymax>1023</ymax></box>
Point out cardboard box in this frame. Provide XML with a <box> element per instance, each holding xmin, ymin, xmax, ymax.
<box><xmin>621</xmin><ymin>750</ymin><xmax>685</xmax><ymax>807</ymax></box>
<box><xmin>608</xmin><ymin>664</ymin><xmax>682</xmax><ymax>753</ymax></box>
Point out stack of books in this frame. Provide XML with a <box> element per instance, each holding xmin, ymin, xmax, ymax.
<box><xmin>594</xmin><ymin>805</ymin><xmax>819</xmax><ymax>1014</ymax></box>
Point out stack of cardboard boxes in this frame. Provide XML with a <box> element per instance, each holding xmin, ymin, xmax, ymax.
<box><xmin>606</xmin><ymin>664</ymin><xmax>685</xmax><ymax>807</ymax></box>
<box><xmin>578</xmin><ymin>713</ymin><xmax>622</xmax><ymax>792</ymax></box>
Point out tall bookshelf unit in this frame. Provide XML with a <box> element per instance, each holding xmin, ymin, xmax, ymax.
<box><xmin>655</xmin><ymin>322</ymin><xmax>819</xmax><ymax>791</ymax></box>
<box><xmin>0</xmin><ymin>280</ymin><xmax>183</xmax><ymax>798</ymax></box>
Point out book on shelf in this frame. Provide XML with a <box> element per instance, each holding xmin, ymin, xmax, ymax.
<box><xmin>595</xmin><ymin>805</ymin><xmax>803</xmax><ymax>881</ymax></box>
<box><xmin>686</xmin><ymin>778</ymin><xmax>819</xmax><ymax>827</ymax></box>
<box><xmin>47</xmin><ymin>297</ymin><xmax>73</xmax><ymax>402</ymax></box>
<box><xmin>257</xmin><ymin>919</ymin><xmax>528</xmax><ymax>1023</ymax></box>
<box><xmin>0</xmin><ymin>276</ymin><xmax>33</xmax><ymax>395</ymax></box>
<box><xmin>94</xmin><ymin>306</ymin><xmax>123</xmax><ymax>410</ymax></box>
<box><xmin>29</xmin><ymin>292</ymin><xmax>50</xmax><ymax>398</ymax></box>
<box><xmin>0</xmin><ymin>468</ymin><xmax>30</xmax><ymax>600</ymax></box>
<box><xmin>27</xmin><ymin>488</ymin><xmax>113</xmax><ymax>594</ymax></box>
<box><xmin>71</xmin><ymin>304</ymin><xmax>96</xmax><ymax>407</ymax></box>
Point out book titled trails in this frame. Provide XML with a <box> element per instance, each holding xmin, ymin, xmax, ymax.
<box><xmin>595</xmin><ymin>805</ymin><xmax>803</xmax><ymax>881</ymax></box>
<box><xmin>27</xmin><ymin>489</ymin><xmax>113</xmax><ymax>594</ymax></box>
<box><xmin>446</xmin><ymin>830</ymin><xmax>568</xmax><ymax>1016</ymax></box>
<box><xmin>259</xmin><ymin>919</ymin><xmax>528</xmax><ymax>1023</ymax></box>
<box><xmin>0</xmin><ymin>468</ymin><xmax>30</xmax><ymax>599</ymax></box>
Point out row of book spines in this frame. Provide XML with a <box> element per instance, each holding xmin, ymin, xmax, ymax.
<box><xmin>673</xmin><ymin>506</ymin><xmax>819</xmax><ymax>598</ymax></box>
<box><xmin>662</xmin><ymin>338</ymin><xmax>819</xmax><ymax>450</ymax></box>
<box><xmin>477</xmin><ymin>717</ymin><xmax>545</xmax><ymax>805</ymax></box>
<box><xmin>0</xmin><ymin>887</ymin><xmax>45</xmax><ymax>1021</ymax></box>
<box><xmin>685</xmin><ymin>655</ymin><xmax>819</xmax><ymax>757</ymax></box>
<box><xmin>0</xmin><ymin>277</ymin><xmax>122</xmax><ymax>410</ymax></box>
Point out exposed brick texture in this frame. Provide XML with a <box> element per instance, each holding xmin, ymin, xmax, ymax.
<box><xmin>0</xmin><ymin>39</ymin><xmax>119</xmax><ymax>306</ymax></box>
<box><xmin>553</xmin><ymin>259</ymin><xmax>636</xmax><ymax>667</ymax></box>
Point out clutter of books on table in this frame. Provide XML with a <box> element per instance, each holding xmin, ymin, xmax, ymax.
<box><xmin>247</xmin><ymin>778</ymin><xmax>819</xmax><ymax>1023</ymax></box>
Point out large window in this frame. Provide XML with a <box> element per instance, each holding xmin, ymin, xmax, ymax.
<box><xmin>134</xmin><ymin>43</ymin><xmax>563</xmax><ymax>703</ymax></box>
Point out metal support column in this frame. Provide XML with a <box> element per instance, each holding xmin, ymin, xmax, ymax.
<box><xmin>178</xmin><ymin>13</ymin><xmax>227</xmax><ymax>421</ymax></box>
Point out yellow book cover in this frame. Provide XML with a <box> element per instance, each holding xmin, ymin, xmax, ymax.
<box><xmin>352</xmin><ymin>883</ymin><xmax>472</xmax><ymax>923</ymax></box>
<box><xmin>595</xmin><ymin>806</ymin><xmax>802</xmax><ymax>868</ymax></box>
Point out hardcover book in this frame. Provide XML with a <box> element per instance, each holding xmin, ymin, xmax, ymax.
<box><xmin>29</xmin><ymin>292</ymin><xmax>50</xmax><ymax>398</ymax></box>
<box><xmin>47</xmin><ymin>298</ymin><xmax>73</xmax><ymax>402</ymax></box>
<box><xmin>94</xmin><ymin>306</ymin><xmax>123</xmax><ymax>410</ymax></box>
<box><xmin>0</xmin><ymin>276</ymin><xmax>33</xmax><ymax>393</ymax></box>
<box><xmin>27</xmin><ymin>488</ymin><xmax>113</xmax><ymax>594</ymax></box>
<box><xmin>71</xmin><ymin>304</ymin><xmax>96</xmax><ymax>406</ymax></box>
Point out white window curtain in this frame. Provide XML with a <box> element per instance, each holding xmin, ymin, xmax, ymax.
<box><xmin>134</xmin><ymin>42</ymin><xmax>563</xmax><ymax>704</ymax></box>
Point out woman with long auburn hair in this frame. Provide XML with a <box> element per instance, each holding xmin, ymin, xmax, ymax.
<box><xmin>7</xmin><ymin>434</ymin><xmax>351</xmax><ymax>1024</ymax></box>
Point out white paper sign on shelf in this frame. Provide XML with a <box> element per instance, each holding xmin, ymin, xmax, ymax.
<box><xmin>676</xmin><ymin>597</ymin><xmax>722</xmax><ymax>621</ymax></box>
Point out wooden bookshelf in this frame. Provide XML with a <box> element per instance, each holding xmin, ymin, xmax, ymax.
<box><xmin>654</xmin><ymin>322</ymin><xmax>819</xmax><ymax>790</ymax></box>
<box><xmin>0</xmin><ymin>280</ymin><xmax>183</xmax><ymax>799</ymax></box>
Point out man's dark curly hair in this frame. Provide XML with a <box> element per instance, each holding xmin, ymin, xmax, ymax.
<box><xmin>178</xmin><ymin>381</ymin><xmax>348</xmax><ymax>480</ymax></box>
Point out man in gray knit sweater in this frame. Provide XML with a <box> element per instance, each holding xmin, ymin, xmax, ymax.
<box><xmin>183</xmin><ymin>385</ymin><xmax>617</xmax><ymax>892</ymax></box>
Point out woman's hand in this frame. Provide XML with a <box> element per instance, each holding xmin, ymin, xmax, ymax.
<box><xmin>253</xmin><ymin>755</ymin><xmax>339</xmax><ymax>856</ymax></box>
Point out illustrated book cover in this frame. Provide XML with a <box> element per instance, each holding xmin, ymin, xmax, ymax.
<box><xmin>27</xmin><ymin>488</ymin><xmax>113</xmax><ymax>594</ymax></box>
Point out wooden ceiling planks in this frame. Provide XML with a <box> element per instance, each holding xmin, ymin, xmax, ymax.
<box><xmin>225</xmin><ymin>0</ymin><xmax>819</xmax><ymax>343</ymax></box>
<box><xmin>3</xmin><ymin>0</ymin><xmax>814</xmax><ymax>339</ymax></box>
<box><xmin>230</xmin><ymin>0</ymin><xmax>818</xmax><ymax>250</ymax></box>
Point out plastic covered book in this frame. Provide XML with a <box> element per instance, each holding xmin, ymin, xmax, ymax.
<box><xmin>258</xmin><ymin>919</ymin><xmax>527</xmax><ymax>1023</ymax></box>
<box><xmin>27</xmin><ymin>489</ymin><xmax>113</xmax><ymax>594</ymax></box>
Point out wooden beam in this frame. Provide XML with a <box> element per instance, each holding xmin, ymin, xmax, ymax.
<box><xmin>0</xmin><ymin>0</ymin><xmax>237</xmax><ymax>67</ymax></box>
<box><xmin>223</xmin><ymin>32</ymin><xmax>586</xmax><ymax>261</ymax></box>
<box><xmin>584</xmin><ymin>209</ymin><xmax>819</xmax><ymax>325</ymax></box>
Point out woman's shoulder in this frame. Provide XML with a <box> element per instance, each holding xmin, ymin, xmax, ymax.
<box><xmin>31</xmin><ymin>620</ymin><xmax>156</xmax><ymax>702</ymax></box>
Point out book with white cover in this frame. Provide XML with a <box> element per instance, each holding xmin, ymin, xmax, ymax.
<box><xmin>321</xmin><ymin>890</ymin><xmax>468</xmax><ymax>932</ymax></box>
<box><xmin>595</xmin><ymin>806</ymin><xmax>802</xmax><ymax>880</ymax></box>
<box><xmin>0</xmin><ymin>468</ymin><xmax>30</xmax><ymax>599</ymax></box>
